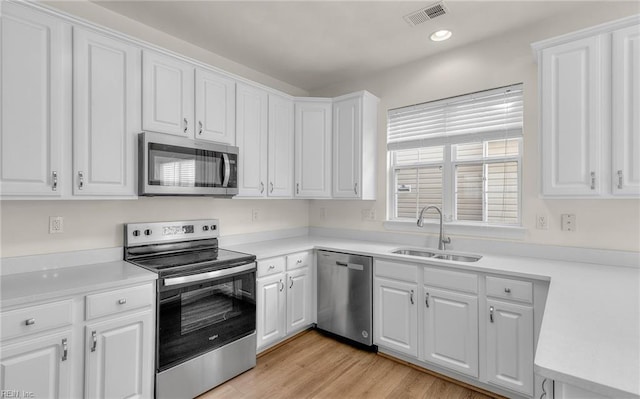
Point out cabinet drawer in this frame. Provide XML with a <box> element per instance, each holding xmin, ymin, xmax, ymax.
<box><xmin>486</xmin><ymin>276</ymin><xmax>533</xmax><ymax>304</ymax></box>
<box><xmin>1</xmin><ymin>300</ymin><xmax>73</xmax><ymax>341</ymax></box>
<box><xmin>286</xmin><ymin>251</ymin><xmax>311</xmax><ymax>271</ymax></box>
<box><xmin>375</xmin><ymin>259</ymin><xmax>418</xmax><ymax>283</ymax></box>
<box><xmin>85</xmin><ymin>284</ymin><xmax>153</xmax><ymax>320</ymax></box>
<box><xmin>424</xmin><ymin>267</ymin><xmax>478</xmax><ymax>294</ymax></box>
<box><xmin>257</xmin><ymin>256</ymin><xmax>286</xmax><ymax>278</ymax></box>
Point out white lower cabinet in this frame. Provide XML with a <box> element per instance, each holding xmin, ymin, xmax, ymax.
<box><xmin>422</xmin><ymin>287</ymin><xmax>478</xmax><ymax>378</ymax></box>
<box><xmin>256</xmin><ymin>251</ymin><xmax>314</xmax><ymax>352</ymax></box>
<box><xmin>373</xmin><ymin>274</ymin><xmax>418</xmax><ymax>357</ymax></box>
<box><xmin>0</xmin><ymin>330</ymin><xmax>72</xmax><ymax>399</ymax></box>
<box><xmin>85</xmin><ymin>311</ymin><xmax>153</xmax><ymax>399</ymax></box>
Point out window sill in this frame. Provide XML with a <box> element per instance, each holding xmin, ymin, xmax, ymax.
<box><xmin>383</xmin><ymin>220</ymin><xmax>527</xmax><ymax>240</ymax></box>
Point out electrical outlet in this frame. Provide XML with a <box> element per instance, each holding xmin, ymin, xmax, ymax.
<box><xmin>561</xmin><ymin>214</ymin><xmax>576</xmax><ymax>231</ymax></box>
<box><xmin>49</xmin><ymin>216</ymin><xmax>64</xmax><ymax>234</ymax></box>
<box><xmin>536</xmin><ymin>214</ymin><xmax>548</xmax><ymax>230</ymax></box>
<box><xmin>361</xmin><ymin>208</ymin><xmax>377</xmax><ymax>221</ymax></box>
<box><xmin>251</xmin><ymin>209</ymin><xmax>259</xmax><ymax>222</ymax></box>
<box><xmin>319</xmin><ymin>208</ymin><xmax>327</xmax><ymax>220</ymax></box>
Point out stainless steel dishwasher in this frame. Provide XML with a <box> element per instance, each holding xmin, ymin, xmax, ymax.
<box><xmin>317</xmin><ymin>250</ymin><xmax>374</xmax><ymax>348</ymax></box>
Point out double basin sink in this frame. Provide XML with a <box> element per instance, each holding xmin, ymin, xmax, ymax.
<box><xmin>391</xmin><ymin>248</ymin><xmax>482</xmax><ymax>262</ymax></box>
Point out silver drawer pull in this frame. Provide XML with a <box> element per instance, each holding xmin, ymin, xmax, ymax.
<box><xmin>425</xmin><ymin>292</ymin><xmax>430</xmax><ymax>308</ymax></box>
<box><xmin>268</xmin><ymin>265</ymin><xmax>275</xmax><ymax>270</ymax></box>
<box><xmin>25</xmin><ymin>318</ymin><xmax>36</xmax><ymax>326</ymax></box>
<box><xmin>504</xmin><ymin>288</ymin><xmax>511</xmax><ymax>293</ymax></box>
<box><xmin>91</xmin><ymin>331</ymin><xmax>97</xmax><ymax>352</ymax></box>
<box><xmin>296</xmin><ymin>259</ymin><xmax>302</xmax><ymax>264</ymax></box>
<box><xmin>489</xmin><ymin>306</ymin><xmax>495</xmax><ymax>323</ymax></box>
<box><xmin>183</xmin><ymin>118</ymin><xmax>188</xmax><ymax>134</ymax></box>
<box><xmin>61</xmin><ymin>338</ymin><xmax>68</xmax><ymax>361</ymax></box>
<box><xmin>78</xmin><ymin>171</ymin><xmax>84</xmax><ymax>189</ymax></box>
<box><xmin>410</xmin><ymin>290</ymin><xmax>414</xmax><ymax>305</ymax></box>
<box><xmin>270</xmin><ymin>182</ymin><xmax>274</xmax><ymax>193</ymax></box>
<box><xmin>52</xmin><ymin>171</ymin><xmax>58</xmax><ymax>191</ymax></box>
<box><xmin>118</xmin><ymin>298</ymin><xmax>127</xmax><ymax>305</ymax></box>
<box><xmin>279</xmin><ymin>279</ymin><xmax>284</xmax><ymax>292</ymax></box>
<box><xmin>198</xmin><ymin>120</ymin><xmax>203</xmax><ymax>135</ymax></box>
<box><xmin>289</xmin><ymin>276</ymin><xmax>294</xmax><ymax>289</ymax></box>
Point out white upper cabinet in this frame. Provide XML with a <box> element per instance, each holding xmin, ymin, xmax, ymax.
<box><xmin>268</xmin><ymin>94</ymin><xmax>294</xmax><ymax>197</ymax></box>
<box><xmin>236</xmin><ymin>83</ymin><xmax>269</xmax><ymax>197</ymax></box>
<box><xmin>332</xmin><ymin>91</ymin><xmax>378</xmax><ymax>200</ymax></box>
<box><xmin>539</xmin><ymin>35</ymin><xmax>604</xmax><ymax>197</ymax></box>
<box><xmin>294</xmin><ymin>99</ymin><xmax>332</xmax><ymax>198</ymax></box>
<box><xmin>73</xmin><ymin>28</ymin><xmax>141</xmax><ymax>196</ymax></box>
<box><xmin>142</xmin><ymin>50</ymin><xmax>194</xmax><ymax>137</ymax></box>
<box><xmin>612</xmin><ymin>25</ymin><xmax>640</xmax><ymax>196</ymax></box>
<box><xmin>0</xmin><ymin>3</ymin><xmax>70</xmax><ymax>197</ymax></box>
<box><xmin>195</xmin><ymin>69</ymin><xmax>236</xmax><ymax>144</ymax></box>
<box><xmin>533</xmin><ymin>16</ymin><xmax>640</xmax><ymax>198</ymax></box>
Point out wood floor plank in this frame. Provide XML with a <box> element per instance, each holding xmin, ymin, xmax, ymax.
<box><xmin>198</xmin><ymin>330</ymin><xmax>497</xmax><ymax>399</ymax></box>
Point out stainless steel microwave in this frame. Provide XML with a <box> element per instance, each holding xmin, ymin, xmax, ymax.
<box><xmin>138</xmin><ymin>132</ymin><xmax>238</xmax><ymax>196</ymax></box>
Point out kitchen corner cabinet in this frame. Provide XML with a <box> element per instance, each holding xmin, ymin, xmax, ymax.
<box><xmin>332</xmin><ymin>91</ymin><xmax>378</xmax><ymax>200</ymax></box>
<box><xmin>256</xmin><ymin>251</ymin><xmax>314</xmax><ymax>351</ymax></box>
<box><xmin>73</xmin><ymin>27</ymin><xmax>141</xmax><ymax>196</ymax></box>
<box><xmin>294</xmin><ymin>99</ymin><xmax>333</xmax><ymax>198</ymax></box>
<box><xmin>236</xmin><ymin>83</ymin><xmax>269</xmax><ymax>197</ymax></box>
<box><xmin>533</xmin><ymin>17</ymin><xmax>640</xmax><ymax>198</ymax></box>
<box><xmin>0</xmin><ymin>3</ymin><xmax>69</xmax><ymax>197</ymax></box>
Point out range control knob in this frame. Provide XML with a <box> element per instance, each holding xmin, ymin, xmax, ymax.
<box><xmin>132</xmin><ymin>230</ymin><xmax>141</xmax><ymax>237</ymax></box>
<box><xmin>211</xmin><ymin>225</ymin><xmax>217</xmax><ymax>231</ymax></box>
<box><xmin>202</xmin><ymin>225</ymin><xmax>210</xmax><ymax>231</ymax></box>
<box><xmin>144</xmin><ymin>229</ymin><xmax>152</xmax><ymax>236</ymax></box>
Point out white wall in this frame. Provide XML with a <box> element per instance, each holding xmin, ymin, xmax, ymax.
<box><xmin>308</xmin><ymin>3</ymin><xmax>640</xmax><ymax>252</ymax></box>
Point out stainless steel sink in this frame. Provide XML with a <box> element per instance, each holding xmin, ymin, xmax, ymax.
<box><xmin>391</xmin><ymin>249</ymin><xmax>437</xmax><ymax>257</ymax></box>
<box><xmin>391</xmin><ymin>248</ymin><xmax>482</xmax><ymax>262</ymax></box>
<box><xmin>432</xmin><ymin>253</ymin><xmax>482</xmax><ymax>262</ymax></box>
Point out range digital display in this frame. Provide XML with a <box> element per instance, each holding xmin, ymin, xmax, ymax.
<box><xmin>163</xmin><ymin>225</ymin><xmax>195</xmax><ymax>236</ymax></box>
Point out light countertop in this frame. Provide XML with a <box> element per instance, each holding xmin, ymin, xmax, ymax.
<box><xmin>0</xmin><ymin>260</ymin><xmax>157</xmax><ymax>309</ymax></box>
<box><xmin>228</xmin><ymin>236</ymin><xmax>640</xmax><ymax>398</ymax></box>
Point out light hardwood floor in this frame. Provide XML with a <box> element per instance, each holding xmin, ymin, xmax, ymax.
<box><xmin>199</xmin><ymin>330</ymin><xmax>498</xmax><ymax>399</ymax></box>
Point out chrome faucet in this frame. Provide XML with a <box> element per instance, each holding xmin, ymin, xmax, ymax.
<box><xmin>417</xmin><ymin>205</ymin><xmax>451</xmax><ymax>250</ymax></box>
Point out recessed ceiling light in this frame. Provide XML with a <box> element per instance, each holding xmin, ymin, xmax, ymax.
<box><xmin>430</xmin><ymin>30</ymin><xmax>452</xmax><ymax>42</ymax></box>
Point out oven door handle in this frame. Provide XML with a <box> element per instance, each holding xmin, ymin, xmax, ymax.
<box><xmin>163</xmin><ymin>262</ymin><xmax>255</xmax><ymax>287</ymax></box>
<box><xmin>222</xmin><ymin>153</ymin><xmax>231</xmax><ymax>188</ymax></box>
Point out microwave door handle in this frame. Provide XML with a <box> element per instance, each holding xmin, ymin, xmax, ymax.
<box><xmin>222</xmin><ymin>153</ymin><xmax>230</xmax><ymax>187</ymax></box>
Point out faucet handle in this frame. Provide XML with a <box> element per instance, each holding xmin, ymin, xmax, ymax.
<box><xmin>443</xmin><ymin>236</ymin><xmax>451</xmax><ymax>244</ymax></box>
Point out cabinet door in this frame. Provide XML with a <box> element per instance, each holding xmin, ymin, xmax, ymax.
<box><xmin>236</xmin><ymin>83</ymin><xmax>268</xmax><ymax>197</ymax></box>
<box><xmin>423</xmin><ymin>287</ymin><xmax>478</xmax><ymax>378</ymax></box>
<box><xmin>0</xmin><ymin>4</ymin><xmax>68</xmax><ymax>196</ymax></box>
<box><xmin>612</xmin><ymin>25</ymin><xmax>640</xmax><ymax>196</ymax></box>
<box><xmin>142</xmin><ymin>50</ymin><xmax>194</xmax><ymax>137</ymax></box>
<box><xmin>195</xmin><ymin>68</ymin><xmax>236</xmax><ymax>144</ymax></box>
<box><xmin>286</xmin><ymin>267</ymin><xmax>311</xmax><ymax>333</ymax></box>
<box><xmin>540</xmin><ymin>36</ymin><xmax>604</xmax><ymax>196</ymax></box>
<box><xmin>373</xmin><ymin>277</ymin><xmax>418</xmax><ymax>357</ymax></box>
<box><xmin>294</xmin><ymin>100</ymin><xmax>332</xmax><ymax>198</ymax></box>
<box><xmin>267</xmin><ymin>94</ymin><xmax>294</xmax><ymax>197</ymax></box>
<box><xmin>73</xmin><ymin>28</ymin><xmax>140</xmax><ymax>196</ymax></box>
<box><xmin>333</xmin><ymin>96</ymin><xmax>361</xmax><ymax>198</ymax></box>
<box><xmin>85</xmin><ymin>311</ymin><xmax>153</xmax><ymax>399</ymax></box>
<box><xmin>0</xmin><ymin>330</ymin><xmax>72</xmax><ymax>399</ymax></box>
<box><xmin>257</xmin><ymin>274</ymin><xmax>286</xmax><ymax>349</ymax></box>
<box><xmin>486</xmin><ymin>299</ymin><xmax>534</xmax><ymax>396</ymax></box>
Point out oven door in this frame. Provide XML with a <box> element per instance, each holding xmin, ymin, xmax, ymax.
<box><xmin>139</xmin><ymin>132</ymin><xmax>238</xmax><ymax>196</ymax></box>
<box><xmin>157</xmin><ymin>263</ymin><xmax>256</xmax><ymax>372</ymax></box>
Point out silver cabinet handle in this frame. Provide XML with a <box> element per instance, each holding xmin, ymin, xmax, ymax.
<box><xmin>289</xmin><ymin>276</ymin><xmax>294</xmax><ymax>289</ymax></box>
<box><xmin>25</xmin><ymin>318</ymin><xmax>35</xmax><ymax>326</ymax></box>
<box><xmin>489</xmin><ymin>306</ymin><xmax>494</xmax><ymax>323</ymax></box>
<box><xmin>260</xmin><ymin>182</ymin><xmax>264</xmax><ymax>194</ymax></box>
<box><xmin>118</xmin><ymin>298</ymin><xmax>127</xmax><ymax>305</ymax></box>
<box><xmin>268</xmin><ymin>265</ymin><xmax>275</xmax><ymax>270</ymax></box>
<box><xmin>354</xmin><ymin>182</ymin><xmax>358</xmax><ymax>195</ymax></box>
<box><xmin>590</xmin><ymin>171</ymin><xmax>596</xmax><ymax>190</ymax></box>
<box><xmin>296</xmin><ymin>183</ymin><xmax>300</xmax><ymax>195</ymax></box>
<box><xmin>91</xmin><ymin>331</ymin><xmax>97</xmax><ymax>352</ymax></box>
<box><xmin>504</xmin><ymin>288</ymin><xmax>511</xmax><ymax>293</ymax></box>
<box><xmin>78</xmin><ymin>171</ymin><xmax>84</xmax><ymax>190</ymax></box>
<box><xmin>270</xmin><ymin>182</ymin><xmax>274</xmax><ymax>193</ymax></box>
<box><xmin>183</xmin><ymin>118</ymin><xmax>188</xmax><ymax>134</ymax></box>
<box><xmin>618</xmin><ymin>170</ymin><xmax>623</xmax><ymax>189</ymax></box>
<box><xmin>61</xmin><ymin>338</ymin><xmax>68</xmax><ymax>361</ymax></box>
<box><xmin>410</xmin><ymin>290</ymin><xmax>414</xmax><ymax>305</ymax></box>
<box><xmin>279</xmin><ymin>279</ymin><xmax>284</xmax><ymax>292</ymax></box>
<box><xmin>296</xmin><ymin>259</ymin><xmax>302</xmax><ymax>264</ymax></box>
<box><xmin>425</xmin><ymin>293</ymin><xmax>430</xmax><ymax>308</ymax></box>
<box><xmin>52</xmin><ymin>171</ymin><xmax>58</xmax><ymax>191</ymax></box>
<box><xmin>198</xmin><ymin>121</ymin><xmax>203</xmax><ymax>135</ymax></box>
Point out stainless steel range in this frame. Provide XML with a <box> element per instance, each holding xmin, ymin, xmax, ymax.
<box><xmin>124</xmin><ymin>219</ymin><xmax>256</xmax><ymax>399</ymax></box>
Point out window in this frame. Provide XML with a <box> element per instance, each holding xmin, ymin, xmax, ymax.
<box><xmin>388</xmin><ymin>84</ymin><xmax>523</xmax><ymax>226</ymax></box>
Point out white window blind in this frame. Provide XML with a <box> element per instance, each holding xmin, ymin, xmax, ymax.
<box><xmin>387</xmin><ymin>84</ymin><xmax>523</xmax><ymax>150</ymax></box>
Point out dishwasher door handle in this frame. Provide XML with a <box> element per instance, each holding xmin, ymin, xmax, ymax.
<box><xmin>335</xmin><ymin>261</ymin><xmax>364</xmax><ymax>271</ymax></box>
<box><xmin>336</xmin><ymin>261</ymin><xmax>348</xmax><ymax>267</ymax></box>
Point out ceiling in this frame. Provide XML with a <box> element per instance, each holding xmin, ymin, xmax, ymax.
<box><xmin>91</xmin><ymin>1</ymin><xmax>630</xmax><ymax>92</ymax></box>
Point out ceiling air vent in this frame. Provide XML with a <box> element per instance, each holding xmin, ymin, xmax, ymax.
<box><xmin>403</xmin><ymin>2</ymin><xmax>448</xmax><ymax>27</ymax></box>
